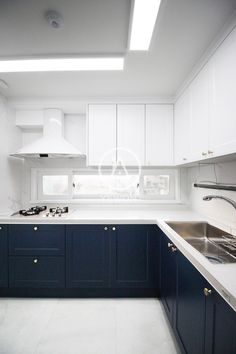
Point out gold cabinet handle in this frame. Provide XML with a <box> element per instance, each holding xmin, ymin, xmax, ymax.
<box><xmin>33</xmin><ymin>259</ymin><xmax>38</xmax><ymax>264</ymax></box>
<box><xmin>204</xmin><ymin>288</ymin><xmax>212</xmax><ymax>297</ymax></box>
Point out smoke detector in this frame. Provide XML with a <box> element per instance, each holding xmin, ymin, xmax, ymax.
<box><xmin>46</xmin><ymin>10</ymin><xmax>64</xmax><ymax>29</ymax></box>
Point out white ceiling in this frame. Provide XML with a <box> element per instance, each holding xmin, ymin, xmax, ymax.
<box><xmin>0</xmin><ymin>0</ymin><xmax>236</xmax><ymax>98</ymax></box>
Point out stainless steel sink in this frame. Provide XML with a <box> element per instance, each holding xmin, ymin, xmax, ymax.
<box><xmin>166</xmin><ymin>221</ymin><xmax>236</xmax><ymax>264</ymax></box>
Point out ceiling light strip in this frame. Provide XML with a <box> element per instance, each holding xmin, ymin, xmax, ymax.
<box><xmin>0</xmin><ymin>57</ymin><xmax>124</xmax><ymax>72</ymax></box>
<box><xmin>129</xmin><ymin>0</ymin><xmax>162</xmax><ymax>51</ymax></box>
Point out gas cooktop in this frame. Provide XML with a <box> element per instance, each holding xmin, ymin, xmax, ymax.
<box><xmin>14</xmin><ymin>206</ymin><xmax>69</xmax><ymax>218</ymax></box>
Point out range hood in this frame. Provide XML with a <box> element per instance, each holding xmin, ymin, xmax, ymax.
<box><xmin>11</xmin><ymin>108</ymin><xmax>84</xmax><ymax>158</ymax></box>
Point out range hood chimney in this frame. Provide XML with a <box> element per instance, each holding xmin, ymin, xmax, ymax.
<box><xmin>11</xmin><ymin>108</ymin><xmax>84</xmax><ymax>158</ymax></box>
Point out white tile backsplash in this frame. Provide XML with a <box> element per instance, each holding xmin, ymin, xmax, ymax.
<box><xmin>187</xmin><ymin>161</ymin><xmax>236</xmax><ymax>230</ymax></box>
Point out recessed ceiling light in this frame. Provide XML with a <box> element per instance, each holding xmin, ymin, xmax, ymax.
<box><xmin>0</xmin><ymin>57</ymin><xmax>124</xmax><ymax>73</ymax></box>
<box><xmin>129</xmin><ymin>0</ymin><xmax>162</xmax><ymax>51</ymax></box>
<box><xmin>45</xmin><ymin>10</ymin><xmax>64</xmax><ymax>29</ymax></box>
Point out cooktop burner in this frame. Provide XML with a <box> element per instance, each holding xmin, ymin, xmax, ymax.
<box><xmin>19</xmin><ymin>206</ymin><xmax>47</xmax><ymax>216</ymax></box>
<box><xmin>49</xmin><ymin>207</ymin><xmax>69</xmax><ymax>214</ymax></box>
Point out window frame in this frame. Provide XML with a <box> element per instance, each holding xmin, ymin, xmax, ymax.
<box><xmin>33</xmin><ymin>169</ymin><xmax>73</xmax><ymax>201</ymax></box>
<box><xmin>139</xmin><ymin>169</ymin><xmax>180</xmax><ymax>200</ymax></box>
<box><xmin>31</xmin><ymin>167</ymin><xmax>180</xmax><ymax>202</ymax></box>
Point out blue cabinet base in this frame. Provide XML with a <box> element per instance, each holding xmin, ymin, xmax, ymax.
<box><xmin>0</xmin><ymin>287</ymin><xmax>159</xmax><ymax>298</ymax></box>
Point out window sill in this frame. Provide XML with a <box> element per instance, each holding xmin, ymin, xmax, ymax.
<box><xmin>29</xmin><ymin>199</ymin><xmax>183</xmax><ymax>205</ymax></box>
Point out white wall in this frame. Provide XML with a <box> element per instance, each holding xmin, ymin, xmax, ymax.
<box><xmin>0</xmin><ymin>95</ymin><xmax>23</xmax><ymax>214</ymax></box>
<box><xmin>187</xmin><ymin>160</ymin><xmax>236</xmax><ymax>229</ymax></box>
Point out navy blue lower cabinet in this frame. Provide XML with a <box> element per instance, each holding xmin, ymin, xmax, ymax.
<box><xmin>175</xmin><ymin>252</ymin><xmax>207</xmax><ymax>354</ymax></box>
<box><xmin>0</xmin><ymin>225</ymin><xmax>8</xmax><ymax>287</ymax></box>
<box><xmin>160</xmin><ymin>231</ymin><xmax>177</xmax><ymax>325</ymax></box>
<box><xmin>111</xmin><ymin>225</ymin><xmax>159</xmax><ymax>289</ymax></box>
<box><xmin>66</xmin><ymin>225</ymin><xmax>110</xmax><ymax>288</ymax></box>
<box><xmin>205</xmin><ymin>289</ymin><xmax>236</xmax><ymax>354</ymax></box>
<box><xmin>9</xmin><ymin>256</ymin><xmax>65</xmax><ymax>288</ymax></box>
<box><xmin>9</xmin><ymin>224</ymin><xmax>65</xmax><ymax>256</ymax></box>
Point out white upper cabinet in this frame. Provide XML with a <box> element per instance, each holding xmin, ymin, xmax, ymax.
<box><xmin>87</xmin><ymin>104</ymin><xmax>116</xmax><ymax>166</ymax></box>
<box><xmin>175</xmin><ymin>26</ymin><xmax>236</xmax><ymax>164</ymax></box>
<box><xmin>190</xmin><ymin>64</ymin><xmax>210</xmax><ymax>161</ymax></box>
<box><xmin>146</xmin><ymin>105</ymin><xmax>173</xmax><ymax>165</ymax></box>
<box><xmin>174</xmin><ymin>88</ymin><xmax>191</xmax><ymax>165</ymax></box>
<box><xmin>209</xmin><ymin>28</ymin><xmax>236</xmax><ymax>157</ymax></box>
<box><xmin>117</xmin><ymin>105</ymin><xmax>145</xmax><ymax>166</ymax></box>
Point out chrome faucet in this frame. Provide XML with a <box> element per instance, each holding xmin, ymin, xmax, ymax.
<box><xmin>203</xmin><ymin>195</ymin><xmax>236</xmax><ymax>210</ymax></box>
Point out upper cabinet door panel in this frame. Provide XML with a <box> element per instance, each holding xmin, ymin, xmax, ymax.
<box><xmin>88</xmin><ymin>104</ymin><xmax>116</xmax><ymax>166</ymax></box>
<box><xmin>209</xmin><ymin>27</ymin><xmax>236</xmax><ymax>156</ymax></box>
<box><xmin>190</xmin><ymin>64</ymin><xmax>210</xmax><ymax>161</ymax></box>
<box><xmin>146</xmin><ymin>105</ymin><xmax>173</xmax><ymax>166</ymax></box>
<box><xmin>174</xmin><ymin>88</ymin><xmax>191</xmax><ymax>165</ymax></box>
<box><xmin>117</xmin><ymin>105</ymin><xmax>145</xmax><ymax>166</ymax></box>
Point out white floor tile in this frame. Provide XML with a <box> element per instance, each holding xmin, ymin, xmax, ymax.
<box><xmin>0</xmin><ymin>298</ymin><xmax>180</xmax><ymax>354</ymax></box>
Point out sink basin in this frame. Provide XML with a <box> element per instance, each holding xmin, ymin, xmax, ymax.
<box><xmin>166</xmin><ymin>221</ymin><xmax>236</xmax><ymax>264</ymax></box>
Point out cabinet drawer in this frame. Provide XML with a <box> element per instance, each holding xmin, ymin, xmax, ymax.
<box><xmin>9</xmin><ymin>256</ymin><xmax>65</xmax><ymax>288</ymax></box>
<box><xmin>9</xmin><ymin>225</ymin><xmax>65</xmax><ymax>256</ymax></box>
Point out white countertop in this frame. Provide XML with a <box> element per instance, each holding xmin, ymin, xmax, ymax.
<box><xmin>0</xmin><ymin>208</ymin><xmax>236</xmax><ymax>312</ymax></box>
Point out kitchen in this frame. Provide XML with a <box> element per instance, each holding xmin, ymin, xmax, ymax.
<box><xmin>0</xmin><ymin>0</ymin><xmax>236</xmax><ymax>353</ymax></box>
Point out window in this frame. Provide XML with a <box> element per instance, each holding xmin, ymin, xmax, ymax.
<box><xmin>33</xmin><ymin>168</ymin><xmax>179</xmax><ymax>202</ymax></box>
<box><xmin>36</xmin><ymin>170</ymin><xmax>72</xmax><ymax>200</ymax></box>
<box><xmin>43</xmin><ymin>175</ymin><xmax>69</xmax><ymax>196</ymax></box>
<box><xmin>73</xmin><ymin>174</ymin><xmax>139</xmax><ymax>198</ymax></box>
<box><xmin>140</xmin><ymin>169</ymin><xmax>178</xmax><ymax>200</ymax></box>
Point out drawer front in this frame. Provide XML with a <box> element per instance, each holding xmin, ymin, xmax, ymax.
<box><xmin>9</xmin><ymin>256</ymin><xmax>65</xmax><ymax>288</ymax></box>
<box><xmin>9</xmin><ymin>225</ymin><xmax>65</xmax><ymax>256</ymax></box>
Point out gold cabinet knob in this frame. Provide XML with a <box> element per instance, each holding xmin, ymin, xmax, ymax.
<box><xmin>112</xmin><ymin>227</ymin><xmax>116</xmax><ymax>231</ymax></box>
<box><xmin>33</xmin><ymin>226</ymin><xmax>38</xmax><ymax>231</ymax></box>
<box><xmin>204</xmin><ymin>288</ymin><xmax>212</xmax><ymax>296</ymax></box>
<box><xmin>33</xmin><ymin>259</ymin><xmax>38</xmax><ymax>264</ymax></box>
<box><xmin>104</xmin><ymin>227</ymin><xmax>108</xmax><ymax>231</ymax></box>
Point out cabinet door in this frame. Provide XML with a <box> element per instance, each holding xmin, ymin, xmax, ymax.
<box><xmin>190</xmin><ymin>64</ymin><xmax>210</xmax><ymax>161</ymax></box>
<box><xmin>160</xmin><ymin>233</ymin><xmax>177</xmax><ymax>325</ymax></box>
<box><xmin>111</xmin><ymin>225</ymin><xmax>158</xmax><ymax>289</ymax></box>
<box><xmin>88</xmin><ymin>104</ymin><xmax>116</xmax><ymax>166</ymax></box>
<box><xmin>205</xmin><ymin>290</ymin><xmax>236</xmax><ymax>354</ymax></box>
<box><xmin>0</xmin><ymin>225</ymin><xmax>8</xmax><ymax>287</ymax></box>
<box><xmin>146</xmin><ymin>105</ymin><xmax>173</xmax><ymax>166</ymax></box>
<box><xmin>9</xmin><ymin>256</ymin><xmax>65</xmax><ymax>288</ymax></box>
<box><xmin>209</xmin><ymin>27</ymin><xmax>236</xmax><ymax>157</ymax></box>
<box><xmin>175</xmin><ymin>253</ymin><xmax>207</xmax><ymax>354</ymax></box>
<box><xmin>66</xmin><ymin>225</ymin><xmax>109</xmax><ymax>288</ymax></box>
<box><xmin>174</xmin><ymin>88</ymin><xmax>191</xmax><ymax>165</ymax></box>
<box><xmin>9</xmin><ymin>225</ymin><xmax>65</xmax><ymax>256</ymax></box>
<box><xmin>117</xmin><ymin>105</ymin><xmax>145</xmax><ymax>166</ymax></box>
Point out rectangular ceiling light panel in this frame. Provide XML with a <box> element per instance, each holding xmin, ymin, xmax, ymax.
<box><xmin>130</xmin><ymin>0</ymin><xmax>161</xmax><ymax>50</ymax></box>
<box><xmin>0</xmin><ymin>57</ymin><xmax>124</xmax><ymax>72</ymax></box>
